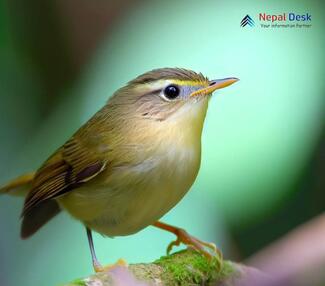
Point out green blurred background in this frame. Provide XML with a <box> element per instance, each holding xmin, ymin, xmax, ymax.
<box><xmin>0</xmin><ymin>0</ymin><xmax>324</xmax><ymax>285</ymax></box>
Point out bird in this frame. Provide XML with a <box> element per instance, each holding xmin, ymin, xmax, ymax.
<box><xmin>0</xmin><ymin>68</ymin><xmax>238</xmax><ymax>272</ymax></box>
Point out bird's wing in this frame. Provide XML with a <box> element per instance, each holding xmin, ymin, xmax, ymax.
<box><xmin>22</xmin><ymin>136</ymin><xmax>107</xmax><ymax>216</ymax></box>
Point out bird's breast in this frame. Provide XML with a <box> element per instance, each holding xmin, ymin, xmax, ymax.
<box><xmin>59</xmin><ymin>99</ymin><xmax>208</xmax><ymax>237</ymax></box>
<box><xmin>59</xmin><ymin>138</ymin><xmax>201</xmax><ymax>237</ymax></box>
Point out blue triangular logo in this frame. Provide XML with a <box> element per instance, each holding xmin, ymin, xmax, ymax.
<box><xmin>241</xmin><ymin>15</ymin><xmax>255</xmax><ymax>27</ymax></box>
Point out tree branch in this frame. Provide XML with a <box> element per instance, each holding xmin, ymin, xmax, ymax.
<box><xmin>63</xmin><ymin>250</ymin><xmax>271</xmax><ymax>286</ymax></box>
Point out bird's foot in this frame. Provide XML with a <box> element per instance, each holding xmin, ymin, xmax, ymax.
<box><xmin>167</xmin><ymin>227</ymin><xmax>223</xmax><ymax>265</ymax></box>
<box><xmin>94</xmin><ymin>258</ymin><xmax>128</xmax><ymax>273</ymax></box>
<box><xmin>153</xmin><ymin>221</ymin><xmax>223</xmax><ymax>268</ymax></box>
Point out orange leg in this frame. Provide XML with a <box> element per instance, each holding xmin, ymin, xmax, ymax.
<box><xmin>153</xmin><ymin>221</ymin><xmax>222</xmax><ymax>261</ymax></box>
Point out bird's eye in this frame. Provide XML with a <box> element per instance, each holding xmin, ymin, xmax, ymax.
<box><xmin>163</xmin><ymin>85</ymin><xmax>180</xmax><ymax>100</ymax></box>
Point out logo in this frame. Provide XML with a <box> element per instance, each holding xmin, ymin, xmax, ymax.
<box><xmin>240</xmin><ymin>15</ymin><xmax>255</xmax><ymax>27</ymax></box>
<box><xmin>240</xmin><ymin>13</ymin><xmax>312</xmax><ymax>29</ymax></box>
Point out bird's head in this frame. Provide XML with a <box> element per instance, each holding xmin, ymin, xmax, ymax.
<box><xmin>108</xmin><ymin>68</ymin><xmax>238</xmax><ymax>125</ymax></box>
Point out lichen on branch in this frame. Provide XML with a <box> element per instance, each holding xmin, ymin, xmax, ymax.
<box><xmin>64</xmin><ymin>249</ymin><xmax>270</xmax><ymax>286</ymax></box>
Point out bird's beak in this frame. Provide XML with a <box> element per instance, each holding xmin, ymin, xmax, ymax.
<box><xmin>190</xmin><ymin>77</ymin><xmax>239</xmax><ymax>97</ymax></box>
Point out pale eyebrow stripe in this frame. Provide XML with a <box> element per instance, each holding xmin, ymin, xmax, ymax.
<box><xmin>170</xmin><ymin>79</ymin><xmax>208</xmax><ymax>87</ymax></box>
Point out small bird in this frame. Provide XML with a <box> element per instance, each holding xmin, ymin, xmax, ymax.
<box><xmin>0</xmin><ymin>68</ymin><xmax>238</xmax><ymax>271</ymax></box>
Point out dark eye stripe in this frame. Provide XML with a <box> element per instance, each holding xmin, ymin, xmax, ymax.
<box><xmin>140</xmin><ymin>88</ymin><xmax>162</xmax><ymax>97</ymax></box>
<box><xmin>133</xmin><ymin>88</ymin><xmax>162</xmax><ymax>104</ymax></box>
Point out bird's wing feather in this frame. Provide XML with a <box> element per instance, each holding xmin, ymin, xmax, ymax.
<box><xmin>22</xmin><ymin>136</ymin><xmax>107</xmax><ymax>216</ymax></box>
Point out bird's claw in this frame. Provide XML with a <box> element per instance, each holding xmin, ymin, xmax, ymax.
<box><xmin>165</xmin><ymin>228</ymin><xmax>223</xmax><ymax>267</ymax></box>
<box><xmin>94</xmin><ymin>258</ymin><xmax>128</xmax><ymax>273</ymax></box>
<box><xmin>167</xmin><ymin>237</ymin><xmax>182</xmax><ymax>255</ymax></box>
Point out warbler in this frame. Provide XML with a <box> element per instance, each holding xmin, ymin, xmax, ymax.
<box><xmin>0</xmin><ymin>68</ymin><xmax>238</xmax><ymax>271</ymax></box>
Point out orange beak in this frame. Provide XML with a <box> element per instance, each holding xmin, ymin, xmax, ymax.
<box><xmin>190</xmin><ymin>77</ymin><xmax>239</xmax><ymax>97</ymax></box>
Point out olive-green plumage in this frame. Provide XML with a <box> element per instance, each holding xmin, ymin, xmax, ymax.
<box><xmin>0</xmin><ymin>67</ymin><xmax>238</xmax><ymax>270</ymax></box>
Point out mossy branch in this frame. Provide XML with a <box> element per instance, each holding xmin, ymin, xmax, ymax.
<box><xmin>63</xmin><ymin>250</ymin><xmax>271</xmax><ymax>286</ymax></box>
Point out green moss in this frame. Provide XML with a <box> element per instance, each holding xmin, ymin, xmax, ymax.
<box><xmin>63</xmin><ymin>250</ymin><xmax>238</xmax><ymax>286</ymax></box>
<box><xmin>64</xmin><ymin>278</ymin><xmax>86</xmax><ymax>286</ymax></box>
<box><xmin>154</xmin><ymin>250</ymin><xmax>234</xmax><ymax>285</ymax></box>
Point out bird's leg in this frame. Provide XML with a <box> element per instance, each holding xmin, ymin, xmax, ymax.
<box><xmin>86</xmin><ymin>227</ymin><xmax>104</xmax><ymax>272</ymax></box>
<box><xmin>86</xmin><ymin>227</ymin><xmax>128</xmax><ymax>273</ymax></box>
<box><xmin>153</xmin><ymin>221</ymin><xmax>222</xmax><ymax>261</ymax></box>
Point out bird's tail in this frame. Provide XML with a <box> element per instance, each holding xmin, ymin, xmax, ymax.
<box><xmin>1</xmin><ymin>172</ymin><xmax>62</xmax><ymax>238</ymax></box>
<box><xmin>0</xmin><ymin>172</ymin><xmax>35</xmax><ymax>197</ymax></box>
